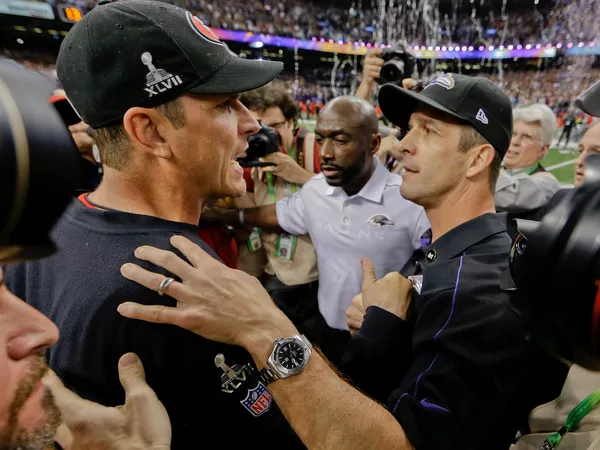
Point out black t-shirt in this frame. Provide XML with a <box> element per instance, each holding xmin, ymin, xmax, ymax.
<box><xmin>3</xmin><ymin>199</ymin><xmax>303</xmax><ymax>449</ymax></box>
<box><xmin>339</xmin><ymin>213</ymin><xmax>568</xmax><ymax>450</ymax></box>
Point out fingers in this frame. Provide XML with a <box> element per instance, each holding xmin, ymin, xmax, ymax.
<box><xmin>117</xmin><ymin>302</ymin><xmax>183</xmax><ymax>326</ymax></box>
<box><xmin>366</xmin><ymin>57</ymin><xmax>385</xmax><ymax>67</ymax></box>
<box><xmin>364</xmin><ymin>67</ymin><xmax>382</xmax><ymax>80</ymax></box>
<box><xmin>169</xmin><ymin>235</ymin><xmax>220</xmax><ymax>270</ymax></box>
<box><xmin>43</xmin><ymin>371</ymin><xmax>99</xmax><ymax>427</ymax></box>
<box><xmin>54</xmin><ymin>423</ymin><xmax>74</xmax><ymax>450</ymax></box>
<box><xmin>366</xmin><ymin>48</ymin><xmax>384</xmax><ymax>59</ymax></box>
<box><xmin>120</xmin><ymin>263</ymin><xmax>185</xmax><ymax>298</ymax></box>
<box><xmin>361</xmin><ymin>257</ymin><xmax>377</xmax><ymax>286</ymax></box>
<box><xmin>133</xmin><ymin>244</ymin><xmax>193</xmax><ymax>279</ymax></box>
<box><xmin>402</xmin><ymin>78</ymin><xmax>419</xmax><ymax>89</ymax></box>
<box><xmin>68</xmin><ymin>121</ymin><xmax>88</xmax><ymax>133</ymax></box>
<box><xmin>118</xmin><ymin>353</ymin><xmax>146</xmax><ymax>390</ymax></box>
<box><xmin>261</xmin><ymin>166</ymin><xmax>278</xmax><ymax>173</ymax></box>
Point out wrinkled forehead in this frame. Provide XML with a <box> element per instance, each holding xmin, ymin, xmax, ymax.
<box><xmin>408</xmin><ymin>106</ymin><xmax>465</xmax><ymax>134</ymax></box>
<box><xmin>316</xmin><ymin>114</ymin><xmax>361</xmax><ymax>136</ymax></box>
<box><xmin>513</xmin><ymin>119</ymin><xmax>542</xmax><ymax>135</ymax></box>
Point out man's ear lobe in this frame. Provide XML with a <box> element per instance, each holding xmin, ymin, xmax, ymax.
<box><xmin>466</xmin><ymin>144</ymin><xmax>495</xmax><ymax>179</ymax></box>
<box><xmin>123</xmin><ymin>107</ymin><xmax>173</xmax><ymax>159</ymax></box>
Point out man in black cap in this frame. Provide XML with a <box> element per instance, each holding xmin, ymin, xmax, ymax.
<box><xmin>2</xmin><ymin>1</ymin><xmax>305</xmax><ymax>448</ymax></box>
<box><xmin>114</xmin><ymin>73</ymin><xmax>568</xmax><ymax>449</ymax></box>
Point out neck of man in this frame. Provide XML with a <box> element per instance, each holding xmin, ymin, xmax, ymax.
<box><xmin>426</xmin><ymin>184</ymin><xmax>496</xmax><ymax>243</ymax></box>
<box><xmin>505</xmin><ymin>161</ymin><xmax>539</xmax><ymax>173</ymax></box>
<box><xmin>87</xmin><ymin>166</ymin><xmax>204</xmax><ymax>225</ymax></box>
<box><xmin>342</xmin><ymin>157</ymin><xmax>375</xmax><ymax>197</ymax></box>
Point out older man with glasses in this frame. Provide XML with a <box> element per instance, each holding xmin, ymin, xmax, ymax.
<box><xmin>495</xmin><ymin>103</ymin><xmax>561</xmax><ymax>236</ymax></box>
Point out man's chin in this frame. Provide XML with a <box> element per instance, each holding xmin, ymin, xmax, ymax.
<box><xmin>222</xmin><ymin>179</ymin><xmax>247</xmax><ymax>199</ymax></box>
<box><xmin>1</xmin><ymin>389</ymin><xmax>61</xmax><ymax>450</ymax></box>
<box><xmin>323</xmin><ymin>175</ymin><xmax>343</xmax><ymax>187</ymax></box>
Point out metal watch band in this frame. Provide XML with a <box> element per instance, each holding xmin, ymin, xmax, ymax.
<box><xmin>259</xmin><ymin>366</ymin><xmax>279</xmax><ymax>385</ymax></box>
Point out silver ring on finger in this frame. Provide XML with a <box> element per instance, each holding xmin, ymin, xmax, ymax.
<box><xmin>157</xmin><ymin>277</ymin><xmax>175</xmax><ymax>296</ymax></box>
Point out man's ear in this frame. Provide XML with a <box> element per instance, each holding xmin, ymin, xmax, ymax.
<box><xmin>466</xmin><ymin>144</ymin><xmax>495</xmax><ymax>180</ymax></box>
<box><xmin>122</xmin><ymin>107</ymin><xmax>173</xmax><ymax>160</ymax></box>
<box><xmin>369</xmin><ymin>134</ymin><xmax>382</xmax><ymax>156</ymax></box>
<box><xmin>540</xmin><ymin>143</ymin><xmax>551</xmax><ymax>159</ymax></box>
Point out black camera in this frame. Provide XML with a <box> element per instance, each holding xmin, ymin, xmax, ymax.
<box><xmin>377</xmin><ymin>42</ymin><xmax>417</xmax><ymax>85</ymax></box>
<box><xmin>237</xmin><ymin>121</ymin><xmax>280</xmax><ymax>168</ymax></box>
<box><xmin>0</xmin><ymin>60</ymin><xmax>80</xmax><ymax>263</ymax></box>
<box><xmin>503</xmin><ymin>154</ymin><xmax>600</xmax><ymax>370</ymax></box>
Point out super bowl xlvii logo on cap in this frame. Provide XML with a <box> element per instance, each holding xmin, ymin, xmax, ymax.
<box><xmin>476</xmin><ymin>109</ymin><xmax>489</xmax><ymax>124</ymax></box>
<box><xmin>240</xmin><ymin>382</ymin><xmax>273</xmax><ymax>417</ymax></box>
<box><xmin>424</xmin><ymin>73</ymin><xmax>455</xmax><ymax>90</ymax></box>
<box><xmin>141</xmin><ymin>52</ymin><xmax>183</xmax><ymax>97</ymax></box>
<box><xmin>186</xmin><ymin>11</ymin><xmax>224</xmax><ymax>46</ymax></box>
<box><xmin>367</xmin><ymin>214</ymin><xmax>395</xmax><ymax>228</ymax></box>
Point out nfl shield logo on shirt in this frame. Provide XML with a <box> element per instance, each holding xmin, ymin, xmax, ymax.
<box><xmin>240</xmin><ymin>382</ymin><xmax>272</xmax><ymax>417</ymax></box>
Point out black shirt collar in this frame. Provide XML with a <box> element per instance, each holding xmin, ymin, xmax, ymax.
<box><xmin>66</xmin><ymin>198</ymin><xmax>201</xmax><ymax>235</ymax></box>
<box><xmin>419</xmin><ymin>213</ymin><xmax>508</xmax><ymax>263</ymax></box>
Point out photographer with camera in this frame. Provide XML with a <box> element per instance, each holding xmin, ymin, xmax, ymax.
<box><xmin>2</xmin><ymin>1</ymin><xmax>305</xmax><ymax>448</ymax></box>
<box><xmin>236</xmin><ymin>84</ymin><xmax>320</xmax><ymax>326</ymax></box>
<box><xmin>355</xmin><ymin>47</ymin><xmax>419</xmax><ymax>175</ymax></box>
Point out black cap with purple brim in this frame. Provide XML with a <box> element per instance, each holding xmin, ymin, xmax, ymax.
<box><xmin>378</xmin><ymin>73</ymin><xmax>513</xmax><ymax>158</ymax></box>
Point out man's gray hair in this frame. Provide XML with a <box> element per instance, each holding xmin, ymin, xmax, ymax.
<box><xmin>513</xmin><ymin>103</ymin><xmax>558</xmax><ymax>147</ymax></box>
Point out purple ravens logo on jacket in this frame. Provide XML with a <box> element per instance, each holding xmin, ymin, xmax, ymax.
<box><xmin>366</xmin><ymin>214</ymin><xmax>395</xmax><ymax>228</ymax></box>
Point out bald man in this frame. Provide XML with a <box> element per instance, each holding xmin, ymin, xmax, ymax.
<box><xmin>237</xmin><ymin>96</ymin><xmax>430</xmax><ymax>362</ymax></box>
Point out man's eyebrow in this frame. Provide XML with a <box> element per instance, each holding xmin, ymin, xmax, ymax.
<box><xmin>408</xmin><ymin>117</ymin><xmax>439</xmax><ymax>128</ymax></box>
<box><xmin>315</xmin><ymin>130</ymin><xmax>350</xmax><ymax>137</ymax></box>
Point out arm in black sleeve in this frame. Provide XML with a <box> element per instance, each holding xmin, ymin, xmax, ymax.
<box><xmin>384</xmin><ymin>286</ymin><xmax>533</xmax><ymax>450</ymax></box>
<box><xmin>339</xmin><ymin>306</ymin><xmax>413</xmax><ymax>402</ymax></box>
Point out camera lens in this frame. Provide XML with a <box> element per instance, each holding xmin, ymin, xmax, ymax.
<box><xmin>381</xmin><ymin>60</ymin><xmax>406</xmax><ymax>84</ymax></box>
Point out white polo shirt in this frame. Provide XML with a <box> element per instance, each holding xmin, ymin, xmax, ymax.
<box><xmin>276</xmin><ymin>158</ymin><xmax>430</xmax><ymax>330</ymax></box>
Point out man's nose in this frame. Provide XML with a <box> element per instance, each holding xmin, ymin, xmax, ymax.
<box><xmin>6</xmin><ymin>296</ymin><xmax>59</xmax><ymax>360</ymax></box>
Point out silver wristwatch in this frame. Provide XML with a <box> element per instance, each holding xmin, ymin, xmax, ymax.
<box><xmin>259</xmin><ymin>335</ymin><xmax>313</xmax><ymax>385</ymax></box>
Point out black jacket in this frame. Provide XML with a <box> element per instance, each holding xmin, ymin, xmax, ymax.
<box><xmin>340</xmin><ymin>213</ymin><xmax>568</xmax><ymax>450</ymax></box>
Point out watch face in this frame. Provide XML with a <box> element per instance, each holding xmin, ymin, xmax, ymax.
<box><xmin>275</xmin><ymin>341</ymin><xmax>306</xmax><ymax>370</ymax></box>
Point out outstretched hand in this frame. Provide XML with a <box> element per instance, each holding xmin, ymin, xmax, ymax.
<box><xmin>45</xmin><ymin>353</ymin><xmax>171</xmax><ymax>450</ymax></box>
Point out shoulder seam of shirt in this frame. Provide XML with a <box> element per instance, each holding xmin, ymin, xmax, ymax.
<box><xmin>302</xmin><ymin>173</ymin><xmax>327</xmax><ymax>190</ymax></box>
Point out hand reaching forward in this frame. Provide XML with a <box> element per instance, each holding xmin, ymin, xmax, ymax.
<box><xmin>45</xmin><ymin>353</ymin><xmax>171</xmax><ymax>450</ymax></box>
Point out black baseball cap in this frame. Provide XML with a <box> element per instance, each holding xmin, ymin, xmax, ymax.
<box><xmin>379</xmin><ymin>73</ymin><xmax>513</xmax><ymax>157</ymax></box>
<box><xmin>57</xmin><ymin>0</ymin><xmax>283</xmax><ymax>129</ymax></box>
<box><xmin>575</xmin><ymin>80</ymin><xmax>600</xmax><ymax>117</ymax></box>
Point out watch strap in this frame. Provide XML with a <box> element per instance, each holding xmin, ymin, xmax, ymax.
<box><xmin>259</xmin><ymin>365</ymin><xmax>279</xmax><ymax>386</ymax></box>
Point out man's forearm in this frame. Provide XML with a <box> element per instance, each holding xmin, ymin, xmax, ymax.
<box><xmin>355</xmin><ymin>81</ymin><xmax>375</xmax><ymax>101</ymax></box>
<box><xmin>248</xmin><ymin>336</ymin><xmax>413</xmax><ymax>450</ymax></box>
<box><xmin>296</xmin><ymin>168</ymin><xmax>315</xmax><ymax>185</ymax></box>
<box><xmin>242</xmin><ymin>205</ymin><xmax>283</xmax><ymax>233</ymax></box>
